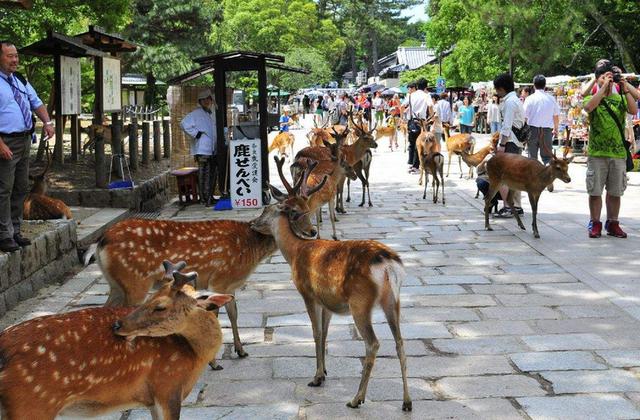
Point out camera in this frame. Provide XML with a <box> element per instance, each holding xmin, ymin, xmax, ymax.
<box><xmin>612</xmin><ymin>66</ymin><xmax>623</xmax><ymax>83</ymax></box>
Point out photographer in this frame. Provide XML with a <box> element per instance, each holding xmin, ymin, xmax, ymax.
<box><xmin>583</xmin><ymin>61</ymin><xmax>638</xmax><ymax>238</ymax></box>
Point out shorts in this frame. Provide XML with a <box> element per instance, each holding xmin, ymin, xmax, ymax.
<box><xmin>586</xmin><ymin>157</ymin><xmax>627</xmax><ymax>197</ymax></box>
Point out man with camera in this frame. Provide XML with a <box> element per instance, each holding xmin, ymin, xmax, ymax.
<box><xmin>583</xmin><ymin>61</ymin><xmax>638</xmax><ymax>238</ymax></box>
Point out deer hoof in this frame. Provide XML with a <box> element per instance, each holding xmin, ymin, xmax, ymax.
<box><xmin>332</xmin><ymin>235</ymin><xmax>338</xmax><ymax>241</ymax></box>
<box><xmin>486</xmin><ymin>226</ymin><xmax>493</xmax><ymax>231</ymax></box>
<box><xmin>209</xmin><ymin>361</ymin><xmax>224</xmax><ymax>371</ymax></box>
<box><xmin>368</xmin><ymin>202</ymin><xmax>373</xmax><ymax>207</ymax></box>
<box><xmin>402</xmin><ymin>401</ymin><xmax>413</xmax><ymax>412</ymax></box>
<box><xmin>358</xmin><ymin>203</ymin><xmax>364</xmax><ymax>207</ymax></box>
<box><xmin>534</xmin><ymin>232</ymin><xmax>540</xmax><ymax>239</ymax></box>
<box><xmin>236</xmin><ymin>348</ymin><xmax>249</xmax><ymax>358</ymax></box>
<box><xmin>308</xmin><ymin>376</ymin><xmax>325</xmax><ymax>387</ymax></box>
<box><xmin>347</xmin><ymin>398</ymin><xmax>364</xmax><ymax>409</ymax></box>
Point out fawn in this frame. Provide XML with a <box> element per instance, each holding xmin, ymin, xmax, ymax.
<box><xmin>0</xmin><ymin>262</ymin><xmax>232</xmax><ymax>420</ymax></box>
<box><xmin>268</xmin><ymin>131</ymin><xmax>295</xmax><ymax>160</ymax></box>
<box><xmin>416</xmin><ymin>125</ymin><xmax>445</xmax><ymax>204</ymax></box>
<box><xmin>251</xmin><ymin>155</ymin><xmax>412</xmax><ymax>411</ymax></box>
<box><xmin>444</xmin><ymin>131</ymin><xmax>474</xmax><ymax>178</ymax></box>
<box><xmin>23</xmin><ymin>148</ymin><xmax>72</xmax><ymax>220</ymax></box>
<box><xmin>460</xmin><ymin>132</ymin><xmax>499</xmax><ymax>181</ymax></box>
<box><xmin>484</xmin><ymin>152</ymin><xmax>573</xmax><ymax>238</ymax></box>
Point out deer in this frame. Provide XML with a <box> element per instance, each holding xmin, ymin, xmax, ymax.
<box><xmin>81</xmin><ymin>121</ymin><xmax>131</xmax><ymax>155</ymax></box>
<box><xmin>0</xmin><ymin>262</ymin><xmax>233</xmax><ymax>420</ymax></box>
<box><xmin>416</xmin><ymin>122</ymin><xmax>445</xmax><ymax>204</ymax></box>
<box><xmin>23</xmin><ymin>147</ymin><xmax>72</xmax><ymax>220</ymax></box>
<box><xmin>346</xmin><ymin>116</ymin><xmax>378</xmax><ymax>208</ymax></box>
<box><xmin>268</xmin><ymin>131</ymin><xmax>295</xmax><ymax>160</ymax></box>
<box><xmin>461</xmin><ymin>132</ymin><xmax>500</xmax><ymax>182</ymax></box>
<box><xmin>307</xmin><ymin>118</ymin><xmax>333</xmax><ymax>147</ymax></box>
<box><xmin>373</xmin><ymin>124</ymin><xmax>398</xmax><ymax>151</ymax></box>
<box><xmin>287</xmin><ymin>133</ymin><xmax>356</xmax><ymax>240</ymax></box>
<box><xmin>444</xmin><ymin>131</ymin><xmax>474</xmax><ymax>178</ymax></box>
<box><xmin>484</xmin><ymin>151</ymin><xmax>573</xmax><ymax>238</ymax></box>
<box><xmin>250</xmin><ymin>155</ymin><xmax>412</xmax><ymax>412</ymax></box>
<box><xmin>83</xmin><ymin>171</ymin><xmax>321</xmax><ymax>367</ymax></box>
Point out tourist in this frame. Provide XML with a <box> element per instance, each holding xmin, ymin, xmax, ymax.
<box><xmin>493</xmin><ymin>72</ymin><xmax>525</xmax><ymax>217</ymax></box>
<box><xmin>406</xmin><ymin>78</ymin><xmax>431</xmax><ymax>173</ymax></box>
<box><xmin>336</xmin><ymin>93</ymin><xmax>349</xmax><ymax>126</ymax></box>
<box><xmin>302</xmin><ymin>94</ymin><xmax>310</xmax><ymax>119</ymax></box>
<box><xmin>279</xmin><ymin>108</ymin><xmax>291</xmax><ymax>133</ymax></box>
<box><xmin>180</xmin><ymin>88</ymin><xmax>218</xmax><ymax>207</ymax></box>
<box><xmin>524</xmin><ymin>75</ymin><xmax>559</xmax><ymax>168</ymax></box>
<box><xmin>313</xmin><ymin>96</ymin><xmax>323</xmax><ymax>126</ymax></box>
<box><xmin>0</xmin><ymin>40</ymin><xmax>55</xmax><ymax>253</ymax></box>
<box><xmin>458</xmin><ymin>96</ymin><xmax>475</xmax><ymax>134</ymax></box>
<box><xmin>434</xmin><ymin>92</ymin><xmax>452</xmax><ymax>141</ymax></box>
<box><xmin>487</xmin><ymin>95</ymin><xmax>501</xmax><ymax>134</ymax></box>
<box><xmin>372</xmin><ymin>91</ymin><xmax>385</xmax><ymax>126</ymax></box>
<box><xmin>583</xmin><ymin>61</ymin><xmax>638</xmax><ymax>238</ymax></box>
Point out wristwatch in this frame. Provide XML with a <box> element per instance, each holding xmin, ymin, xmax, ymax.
<box><xmin>45</xmin><ymin>121</ymin><xmax>54</xmax><ymax>126</ymax></box>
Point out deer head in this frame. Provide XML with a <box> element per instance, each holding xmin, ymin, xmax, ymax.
<box><xmin>330</xmin><ymin>127</ymin><xmax>357</xmax><ymax>181</ymax></box>
<box><xmin>250</xmin><ymin>157</ymin><xmax>325</xmax><ymax>240</ymax></box>
<box><xmin>550</xmin><ymin>151</ymin><xmax>573</xmax><ymax>183</ymax></box>
<box><xmin>29</xmin><ymin>146</ymin><xmax>53</xmax><ymax>195</ymax></box>
<box><xmin>349</xmin><ymin>115</ymin><xmax>378</xmax><ymax>150</ymax></box>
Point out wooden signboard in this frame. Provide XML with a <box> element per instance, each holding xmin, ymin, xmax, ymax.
<box><xmin>60</xmin><ymin>55</ymin><xmax>81</xmax><ymax>115</ymax></box>
<box><xmin>102</xmin><ymin>56</ymin><xmax>121</xmax><ymax>112</ymax></box>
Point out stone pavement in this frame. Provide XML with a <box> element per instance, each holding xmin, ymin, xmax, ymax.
<box><xmin>3</xmin><ymin>118</ymin><xmax>640</xmax><ymax>419</ymax></box>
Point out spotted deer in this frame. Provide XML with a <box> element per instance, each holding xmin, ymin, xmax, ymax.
<box><xmin>23</xmin><ymin>147</ymin><xmax>72</xmax><ymax>220</ymax></box>
<box><xmin>0</xmin><ymin>263</ymin><xmax>233</xmax><ymax>420</ymax></box>
<box><xmin>484</xmin><ymin>152</ymin><xmax>573</xmax><ymax>238</ymax></box>
<box><xmin>250</xmin><ymin>155</ymin><xmax>412</xmax><ymax>411</ymax></box>
<box><xmin>416</xmin><ymin>124</ymin><xmax>445</xmax><ymax>204</ymax></box>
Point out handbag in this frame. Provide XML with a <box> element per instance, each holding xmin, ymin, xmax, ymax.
<box><xmin>408</xmin><ymin>94</ymin><xmax>421</xmax><ymax>134</ymax></box>
<box><xmin>511</xmin><ymin>123</ymin><xmax>530</xmax><ymax>144</ymax></box>
<box><xmin>601</xmin><ymin>97</ymin><xmax>634</xmax><ymax>172</ymax></box>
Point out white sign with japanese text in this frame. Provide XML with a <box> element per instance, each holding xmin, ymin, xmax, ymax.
<box><xmin>230</xmin><ymin>138</ymin><xmax>262</xmax><ymax>208</ymax></box>
<box><xmin>60</xmin><ymin>56</ymin><xmax>81</xmax><ymax>115</ymax></box>
<box><xmin>102</xmin><ymin>57</ymin><xmax>121</xmax><ymax>112</ymax></box>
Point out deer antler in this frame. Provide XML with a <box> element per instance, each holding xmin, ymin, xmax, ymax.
<box><xmin>274</xmin><ymin>156</ymin><xmax>295</xmax><ymax>195</ymax></box>
<box><xmin>298</xmin><ymin>160</ymin><xmax>327</xmax><ymax>198</ymax></box>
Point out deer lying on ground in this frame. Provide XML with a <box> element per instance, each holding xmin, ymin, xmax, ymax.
<box><xmin>484</xmin><ymin>152</ymin><xmax>573</xmax><ymax>238</ymax></box>
<box><xmin>250</xmin><ymin>155</ymin><xmax>412</xmax><ymax>411</ymax></box>
<box><xmin>416</xmin><ymin>124</ymin><xmax>445</xmax><ymax>204</ymax></box>
<box><xmin>84</xmin><ymin>177</ymin><xmax>321</xmax><ymax>365</ymax></box>
<box><xmin>23</xmin><ymin>148</ymin><xmax>72</xmax><ymax>220</ymax></box>
<box><xmin>0</xmin><ymin>262</ymin><xmax>233</xmax><ymax>420</ymax></box>
<box><xmin>445</xmin><ymin>132</ymin><xmax>474</xmax><ymax>178</ymax></box>
<box><xmin>268</xmin><ymin>131</ymin><xmax>295</xmax><ymax>160</ymax></box>
<box><xmin>461</xmin><ymin>132</ymin><xmax>499</xmax><ymax>183</ymax></box>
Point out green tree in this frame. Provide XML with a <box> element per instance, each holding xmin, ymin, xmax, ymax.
<box><xmin>276</xmin><ymin>47</ymin><xmax>333</xmax><ymax>92</ymax></box>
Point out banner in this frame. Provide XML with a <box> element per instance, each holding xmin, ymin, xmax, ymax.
<box><xmin>230</xmin><ymin>138</ymin><xmax>262</xmax><ymax>208</ymax></box>
<box><xmin>60</xmin><ymin>56</ymin><xmax>81</xmax><ymax>115</ymax></box>
<box><xmin>102</xmin><ymin>57</ymin><xmax>121</xmax><ymax>112</ymax></box>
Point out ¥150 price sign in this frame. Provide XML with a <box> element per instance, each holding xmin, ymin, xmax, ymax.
<box><xmin>230</xmin><ymin>138</ymin><xmax>262</xmax><ymax>209</ymax></box>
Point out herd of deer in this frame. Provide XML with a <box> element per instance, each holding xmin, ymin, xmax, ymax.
<box><xmin>0</xmin><ymin>111</ymin><xmax>577</xmax><ymax>418</ymax></box>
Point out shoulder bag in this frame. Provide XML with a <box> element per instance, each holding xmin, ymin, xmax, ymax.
<box><xmin>601</xmin><ymin>96</ymin><xmax>634</xmax><ymax>172</ymax></box>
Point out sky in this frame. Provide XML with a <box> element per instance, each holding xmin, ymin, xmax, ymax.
<box><xmin>401</xmin><ymin>1</ymin><xmax>429</xmax><ymax>23</ymax></box>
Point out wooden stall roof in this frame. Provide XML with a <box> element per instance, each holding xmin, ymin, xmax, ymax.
<box><xmin>75</xmin><ymin>25</ymin><xmax>137</xmax><ymax>53</ymax></box>
<box><xmin>20</xmin><ymin>31</ymin><xmax>107</xmax><ymax>58</ymax></box>
<box><xmin>167</xmin><ymin>50</ymin><xmax>309</xmax><ymax>85</ymax></box>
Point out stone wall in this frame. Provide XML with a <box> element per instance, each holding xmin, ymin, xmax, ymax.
<box><xmin>0</xmin><ymin>220</ymin><xmax>78</xmax><ymax>317</ymax></box>
<box><xmin>49</xmin><ymin>170</ymin><xmax>171</xmax><ymax>211</ymax></box>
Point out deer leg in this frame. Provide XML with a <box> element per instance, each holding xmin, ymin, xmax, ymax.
<box><xmin>507</xmin><ymin>190</ymin><xmax>526</xmax><ymax>230</ymax></box>
<box><xmin>329</xmin><ymin>200</ymin><xmax>339</xmax><ymax>241</ymax></box>
<box><xmin>446</xmin><ymin>153</ymin><xmax>452</xmax><ymax>177</ymax></box>
<box><xmin>432</xmin><ymin>171</ymin><xmax>439</xmax><ymax>204</ymax></box>
<box><xmin>304</xmin><ymin>298</ymin><xmax>326</xmax><ymax>386</ymax></box>
<box><xmin>422</xmin><ymin>169</ymin><xmax>428</xmax><ymax>200</ymax></box>
<box><xmin>365</xmin><ymin>165</ymin><xmax>373</xmax><ymax>207</ymax></box>
<box><xmin>321</xmin><ymin>307</ymin><xmax>332</xmax><ymax>376</ymax></box>
<box><xmin>346</xmin><ymin>178</ymin><xmax>351</xmax><ymax>203</ymax></box>
<box><xmin>475</xmin><ymin>188</ymin><xmax>480</xmax><ymax>199</ymax></box>
<box><xmin>357</xmin><ymin>172</ymin><xmax>367</xmax><ymax>208</ymax></box>
<box><xmin>226</xmin><ymin>297</ymin><xmax>248</xmax><ymax>357</ymax></box>
<box><xmin>529</xmin><ymin>191</ymin><xmax>540</xmax><ymax>238</ymax></box>
<box><xmin>485</xmin><ymin>185</ymin><xmax>499</xmax><ymax>231</ymax></box>
<box><xmin>315</xmin><ymin>208</ymin><xmax>322</xmax><ymax>239</ymax></box>
<box><xmin>160</xmin><ymin>392</ymin><xmax>183</xmax><ymax>420</ymax></box>
<box><xmin>440</xmin><ymin>164</ymin><xmax>445</xmax><ymax>206</ymax></box>
<box><xmin>381</xmin><ymin>290</ymin><xmax>412</xmax><ymax>411</ymax></box>
<box><xmin>418</xmin><ymin>162</ymin><xmax>424</xmax><ymax>186</ymax></box>
<box><xmin>347</xmin><ymin>310</ymin><xmax>379</xmax><ymax>409</ymax></box>
<box><xmin>458</xmin><ymin>155</ymin><xmax>463</xmax><ymax>179</ymax></box>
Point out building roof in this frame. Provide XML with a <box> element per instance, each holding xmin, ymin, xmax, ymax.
<box><xmin>377</xmin><ymin>46</ymin><xmax>439</xmax><ymax>77</ymax></box>
<box><xmin>20</xmin><ymin>31</ymin><xmax>107</xmax><ymax>58</ymax></box>
<box><xmin>75</xmin><ymin>25</ymin><xmax>137</xmax><ymax>53</ymax></box>
<box><xmin>122</xmin><ymin>73</ymin><xmax>166</xmax><ymax>86</ymax></box>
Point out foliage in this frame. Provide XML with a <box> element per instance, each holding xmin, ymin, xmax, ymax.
<box><xmin>399</xmin><ymin>65</ymin><xmax>441</xmax><ymax>87</ymax></box>
<box><xmin>276</xmin><ymin>47</ymin><xmax>333</xmax><ymax>92</ymax></box>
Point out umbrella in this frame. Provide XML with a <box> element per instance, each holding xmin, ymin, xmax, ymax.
<box><xmin>305</xmin><ymin>90</ymin><xmax>323</xmax><ymax>96</ymax></box>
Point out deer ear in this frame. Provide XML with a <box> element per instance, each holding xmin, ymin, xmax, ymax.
<box><xmin>268</xmin><ymin>183</ymin><xmax>288</xmax><ymax>202</ymax></box>
<box><xmin>172</xmin><ymin>271</ymin><xmax>197</xmax><ymax>288</ymax></box>
<box><xmin>197</xmin><ymin>294</ymin><xmax>234</xmax><ymax>311</ymax></box>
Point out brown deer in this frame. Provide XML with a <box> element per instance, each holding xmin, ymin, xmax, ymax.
<box><xmin>416</xmin><ymin>125</ymin><xmax>445</xmax><ymax>204</ymax></box>
<box><xmin>85</xmin><ymin>170</ymin><xmax>320</xmax><ymax>365</ymax></box>
<box><xmin>460</xmin><ymin>132</ymin><xmax>499</xmax><ymax>181</ymax></box>
<box><xmin>0</xmin><ymin>263</ymin><xmax>233</xmax><ymax>420</ymax></box>
<box><xmin>346</xmin><ymin>116</ymin><xmax>378</xmax><ymax>207</ymax></box>
<box><xmin>23</xmin><ymin>148</ymin><xmax>72</xmax><ymax>220</ymax></box>
<box><xmin>484</xmin><ymin>152</ymin><xmax>573</xmax><ymax>238</ymax></box>
<box><xmin>268</xmin><ymin>131</ymin><xmax>295</xmax><ymax>160</ymax></box>
<box><xmin>307</xmin><ymin>118</ymin><xmax>332</xmax><ymax>147</ymax></box>
<box><xmin>445</xmin><ymin>132</ymin><xmax>474</xmax><ymax>178</ymax></box>
<box><xmin>250</xmin><ymin>155</ymin><xmax>412</xmax><ymax>411</ymax></box>
<box><xmin>373</xmin><ymin>125</ymin><xmax>398</xmax><ymax>151</ymax></box>
<box><xmin>81</xmin><ymin>121</ymin><xmax>131</xmax><ymax>155</ymax></box>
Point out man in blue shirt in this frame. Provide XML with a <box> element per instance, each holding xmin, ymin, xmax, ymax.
<box><xmin>279</xmin><ymin>109</ymin><xmax>291</xmax><ymax>133</ymax></box>
<box><xmin>0</xmin><ymin>41</ymin><xmax>55</xmax><ymax>252</ymax></box>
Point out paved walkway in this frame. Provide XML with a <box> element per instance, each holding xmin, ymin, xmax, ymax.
<box><xmin>4</xmin><ymin>118</ymin><xmax>640</xmax><ymax>419</ymax></box>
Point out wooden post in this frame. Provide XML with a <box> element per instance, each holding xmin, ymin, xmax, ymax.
<box><xmin>162</xmin><ymin>117</ymin><xmax>170</xmax><ymax>158</ymax></box>
<box><xmin>214</xmin><ymin>58</ymin><xmax>228</xmax><ymax>196</ymax></box>
<box><xmin>153</xmin><ymin>119</ymin><xmax>161</xmax><ymax>161</ymax></box>
<box><xmin>53</xmin><ymin>54</ymin><xmax>64</xmax><ymax>164</ymax></box>
<box><xmin>111</xmin><ymin>112</ymin><xmax>123</xmax><ymax>179</ymax></box>
<box><xmin>94</xmin><ymin>56</ymin><xmax>107</xmax><ymax>188</ymax></box>
<box><xmin>129</xmin><ymin>117</ymin><xmax>138</xmax><ymax>171</ymax></box>
<box><xmin>257</xmin><ymin>56</ymin><xmax>270</xmax><ymax>200</ymax></box>
<box><xmin>70</xmin><ymin>114</ymin><xmax>79</xmax><ymax>161</ymax></box>
<box><xmin>141</xmin><ymin>120</ymin><xmax>150</xmax><ymax>165</ymax></box>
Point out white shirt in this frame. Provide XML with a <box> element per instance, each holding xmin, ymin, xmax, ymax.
<box><xmin>487</xmin><ymin>103</ymin><xmax>501</xmax><ymax>123</ymax></box>
<box><xmin>500</xmin><ymin>91</ymin><xmax>525</xmax><ymax>147</ymax></box>
<box><xmin>435</xmin><ymin>99</ymin><xmax>452</xmax><ymax>124</ymax></box>
<box><xmin>372</xmin><ymin>97</ymin><xmax>384</xmax><ymax>111</ymax></box>
<box><xmin>408</xmin><ymin>90</ymin><xmax>432</xmax><ymax>119</ymax></box>
<box><xmin>180</xmin><ymin>106</ymin><xmax>217</xmax><ymax>156</ymax></box>
<box><xmin>524</xmin><ymin>89</ymin><xmax>559</xmax><ymax>128</ymax></box>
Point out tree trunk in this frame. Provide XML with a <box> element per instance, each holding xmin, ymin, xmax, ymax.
<box><xmin>350</xmin><ymin>45</ymin><xmax>357</xmax><ymax>83</ymax></box>
<box><xmin>371</xmin><ymin>29</ymin><xmax>379</xmax><ymax>78</ymax></box>
<box><xmin>144</xmin><ymin>72</ymin><xmax>157</xmax><ymax>108</ymax></box>
<box><xmin>585</xmin><ymin>3</ymin><xmax>637</xmax><ymax>73</ymax></box>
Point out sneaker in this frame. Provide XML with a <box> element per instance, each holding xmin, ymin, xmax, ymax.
<box><xmin>13</xmin><ymin>233</ymin><xmax>31</xmax><ymax>247</ymax></box>
<box><xmin>0</xmin><ymin>238</ymin><xmax>20</xmax><ymax>253</ymax></box>
<box><xmin>495</xmin><ymin>207</ymin><xmax>514</xmax><ymax>218</ymax></box>
<box><xmin>606</xmin><ymin>220</ymin><xmax>627</xmax><ymax>238</ymax></box>
<box><xmin>588</xmin><ymin>220</ymin><xmax>602</xmax><ymax>238</ymax></box>
<box><xmin>513</xmin><ymin>207</ymin><xmax>524</xmax><ymax>215</ymax></box>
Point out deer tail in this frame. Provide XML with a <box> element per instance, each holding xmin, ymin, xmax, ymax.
<box><xmin>371</xmin><ymin>252</ymin><xmax>405</xmax><ymax>303</ymax></box>
<box><xmin>83</xmin><ymin>242</ymin><xmax>98</xmax><ymax>267</ymax></box>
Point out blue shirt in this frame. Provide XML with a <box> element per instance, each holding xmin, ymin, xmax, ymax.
<box><xmin>0</xmin><ymin>71</ymin><xmax>43</xmax><ymax>133</ymax></box>
<box><xmin>459</xmin><ymin>105</ymin><xmax>475</xmax><ymax>126</ymax></box>
<box><xmin>279</xmin><ymin>115</ymin><xmax>290</xmax><ymax>132</ymax></box>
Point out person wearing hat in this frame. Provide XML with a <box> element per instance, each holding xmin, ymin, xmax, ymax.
<box><xmin>180</xmin><ymin>88</ymin><xmax>218</xmax><ymax>206</ymax></box>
